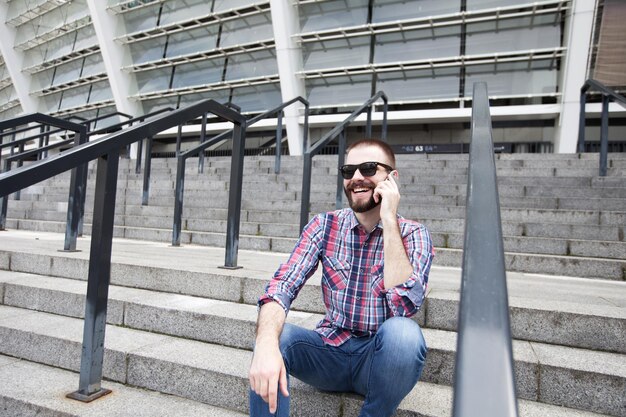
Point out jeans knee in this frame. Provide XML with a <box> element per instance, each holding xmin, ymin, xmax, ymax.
<box><xmin>377</xmin><ymin>317</ymin><xmax>427</xmax><ymax>366</ymax></box>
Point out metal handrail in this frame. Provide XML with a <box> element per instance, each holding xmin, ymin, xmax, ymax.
<box><xmin>0</xmin><ymin>99</ymin><xmax>246</xmax><ymax>402</ymax></box>
<box><xmin>171</xmin><ymin>97</ymin><xmax>310</xmax><ymax>253</ymax></box>
<box><xmin>299</xmin><ymin>91</ymin><xmax>388</xmax><ymax>231</ymax></box>
<box><xmin>577</xmin><ymin>79</ymin><xmax>626</xmax><ymax>176</ymax></box>
<box><xmin>452</xmin><ymin>82</ymin><xmax>518</xmax><ymax>417</ymax></box>
<box><xmin>0</xmin><ymin>113</ymin><xmax>88</xmax><ymax>252</ymax></box>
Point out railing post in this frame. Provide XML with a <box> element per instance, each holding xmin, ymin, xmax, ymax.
<box><xmin>381</xmin><ymin>97</ymin><xmax>388</xmax><ymax>141</ymax></box>
<box><xmin>172</xmin><ymin>155</ymin><xmax>186</xmax><ymax>247</ymax></box>
<box><xmin>599</xmin><ymin>94</ymin><xmax>609</xmax><ymax>177</ymax></box>
<box><xmin>142</xmin><ymin>136</ymin><xmax>153</xmax><ymax>206</ymax></box>
<box><xmin>64</xmin><ymin>127</ymin><xmax>88</xmax><ymax>250</ymax></box>
<box><xmin>335</xmin><ymin>130</ymin><xmax>346</xmax><ymax>210</ymax></box>
<box><xmin>198</xmin><ymin>113</ymin><xmax>207</xmax><ymax>174</ymax></box>
<box><xmin>275</xmin><ymin>111</ymin><xmax>283</xmax><ymax>174</ymax></box>
<box><xmin>300</xmin><ymin>153</ymin><xmax>312</xmax><ymax>232</ymax></box>
<box><xmin>577</xmin><ymin>89</ymin><xmax>587</xmax><ymax>153</ymax></box>
<box><xmin>223</xmin><ymin>122</ymin><xmax>246</xmax><ymax>269</ymax></box>
<box><xmin>0</xmin><ymin>159</ymin><xmax>9</xmax><ymax>230</ymax></box>
<box><xmin>135</xmin><ymin>138</ymin><xmax>143</xmax><ymax>174</ymax></box>
<box><xmin>176</xmin><ymin>124</ymin><xmax>183</xmax><ymax>156</ymax></box>
<box><xmin>66</xmin><ymin>150</ymin><xmax>119</xmax><ymax>403</ymax></box>
<box><xmin>366</xmin><ymin>106</ymin><xmax>372</xmax><ymax>138</ymax></box>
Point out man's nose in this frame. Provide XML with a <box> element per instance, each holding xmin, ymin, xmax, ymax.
<box><xmin>351</xmin><ymin>168</ymin><xmax>366</xmax><ymax>180</ymax></box>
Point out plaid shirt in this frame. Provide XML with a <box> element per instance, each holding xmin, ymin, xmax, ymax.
<box><xmin>259</xmin><ymin>208</ymin><xmax>434</xmax><ymax>346</ymax></box>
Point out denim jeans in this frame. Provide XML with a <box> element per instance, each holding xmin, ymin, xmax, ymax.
<box><xmin>249</xmin><ymin>317</ymin><xmax>427</xmax><ymax>417</ymax></box>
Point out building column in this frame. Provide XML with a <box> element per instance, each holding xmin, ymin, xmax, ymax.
<box><xmin>86</xmin><ymin>0</ymin><xmax>143</xmax><ymax>156</ymax></box>
<box><xmin>0</xmin><ymin>3</ymin><xmax>39</xmax><ymax>114</ymax></box>
<box><xmin>270</xmin><ymin>0</ymin><xmax>307</xmax><ymax>155</ymax></box>
<box><xmin>554</xmin><ymin>0</ymin><xmax>595</xmax><ymax>153</ymax></box>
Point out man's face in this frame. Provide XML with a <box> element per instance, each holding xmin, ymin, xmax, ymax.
<box><xmin>343</xmin><ymin>145</ymin><xmax>393</xmax><ymax>213</ymax></box>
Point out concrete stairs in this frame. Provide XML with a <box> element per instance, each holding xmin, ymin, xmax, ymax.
<box><xmin>0</xmin><ymin>231</ymin><xmax>624</xmax><ymax>416</ymax></box>
<box><xmin>1</xmin><ymin>152</ymin><xmax>625</xmax><ymax>416</ymax></box>
<box><xmin>6</xmin><ymin>153</ymin><xmax>626</xmax><ymax>279</ymax></box>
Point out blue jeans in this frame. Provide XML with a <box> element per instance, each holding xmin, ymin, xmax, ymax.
<box><xmin>249</xmin><ymin>317</ymin><xmax>427</xmax><ymax>417</ymax></box>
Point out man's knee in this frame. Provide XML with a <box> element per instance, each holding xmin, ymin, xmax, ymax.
<box><xmin>376</xmin><ymin>317</ymin><xmax>427</xmax><ymax>366</ymax></box>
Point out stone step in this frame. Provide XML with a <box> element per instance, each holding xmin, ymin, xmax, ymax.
<box><xmin>3</xmin><ymin>221</ymin><xmax>625</xmax><ymax>279</ymax></box>
<box><xmin>0</xmin><ymin>236</ymin><xmax>623</xmax><ymax>354</ymax></box>
<box><xmin>0</xmin><ymin>354</ymin><xmax>246</xmax><ymax>417</ymax></box>
<box><xmin>1</xmin><ymin>268</ymin><xmax>624</xmax><ymax>355</ymax></box>
<box><xmin>0</xmin><ymin>305</ymin><xmax>622</xmax><ymax>416</ymax></box>
<box><xmin>9</xmin><ymin>214</ymin><xmax>625</xmax><ymax>246</ymax></box>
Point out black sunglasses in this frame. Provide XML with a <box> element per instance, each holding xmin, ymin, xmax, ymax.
<box><xmin>339</xmin><ymin>161</ymin><xmax>394</xmax><ymax>179</ymax></box>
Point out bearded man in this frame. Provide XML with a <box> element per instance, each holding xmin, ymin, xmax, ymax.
<box><xmin>249</xmin><ymin>139</ymin><xmax>434</xmax><ymax>417</ymax></box>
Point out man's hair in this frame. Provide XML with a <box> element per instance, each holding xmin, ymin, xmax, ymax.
<box><xmin>346</xmin><ymin>139</ymin><xmax>396</xmax><ymax>168</ymax></box>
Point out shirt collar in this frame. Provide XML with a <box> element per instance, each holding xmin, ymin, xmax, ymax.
<box><xmin>346</xmin><ymin>209</ymin><xmax>384</xmax><ymax>233</ymax></box>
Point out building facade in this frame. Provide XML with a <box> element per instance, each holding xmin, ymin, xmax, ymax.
<box><xmin>0</xmin><ymin>0</ymin><xmax>624</xmax><ymax>155</ymax></box>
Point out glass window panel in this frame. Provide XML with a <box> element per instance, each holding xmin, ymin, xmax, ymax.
<box><xmin>172</xmin><ymin>59</ymin><xmax>226</xmax><ymax>88</ymax></box>
<box><xmin>231</xmin><ymin>83</ymin><xmax>282</xmax><ymax>112</ymax></box>
<box><xmin>374</xmin><ymin>26</ymin><xmax>461</xmax><ymax>63</ymax></box>
<box><xmin>464</xmin><ymin>61</ymin><xmax>558</xmax><ymax>96</ymax></box>
<box><xmin>467</xmin><ymin>0</ymin><xmax>535</xmax><ymax>11</ymax></box>
<box><xmin>0</xmin><ymin>106</ymin><xmax>22</xmax><ymax>120</ymax></box>
<box><xmin>52</xmin><ymin>60</ymin><xmax>84</xmax><ymax>86</ymax></box>
<box><xmin>219</xmin><ymin>14</ymin><xmax>273</xmax><ymax>48</ymax></box>
<box><xmin>136</xmin><ymin>68</ymin><xmax>172</xmax><ymax>93</ymax></box>
<box><xmin>212</xmin><ymin>0</ymin><xmax>257</xmax><ymax>12</ymax></box>
<box><xmin>43</xmin><ymin>92</ymin><xmax>63</xmax><ymax>113</ymax></box>
<box><xmin>88</xmin><ymin>81</ymin><xmax>114</xmax><ymax>103</ymax></box>
<box><xmin>166</xmin><ymin>26</ymin><xmax>219</xmax><ymax>58</ymax></box>
<box><xmin>306</xmin><ymin>74</ymin><xmax>373</xmax><ymax>107</ymax></box>
<box><xmin>377</xmin><ymin>68</ymin><xmax>460</xmax><ymax>101</ymax></box>
<box><xmin>72</xmin><ymin>26</ymin><xmax>98</xmax><ymax>52</ymax></box>
<box><xmin>178</xmin><ymin>90</ymin><xmax>231</xmax><ymax>108</ymax></box>
<box><xmin>59</xmin><ymin>86</ymin><xmax>90</xmax><ymax>110</ymax></box>
<box><xmin>372</xmin><ymin>0</ymin><xmax>460</xmax><ymax>23</ymax></box>
<box><xmin>143</xmin><ymin>96</ymin><xmax>180</xmax><ymax>114</ymax></box>
<box><xmin>123</xmin><ymin>5</ymin><xmax>160</xmax><ymax>33</ymax></box>
<box><xmin>299</xmin><ymin>0</ymin><xmax>369</xmax><ymax>32</ymax></box>
<box><xmin>159</xmin><ymin>0</ymin><xmax>208</xmax><ymax>25</ymax></box>
<box><xmin>225</xmin><ymin>50</ymin><xmax>277</xmax><ymax>80</ymax></box>
<box><xmin>42</xmin><ymin>32</ymin><xmax>76</xmax><ymax>61</ymax></box>
<box><xmin>34</xmin><ymin>68</ymin><xmax>55</xmax><ymax>90</ymax></box>
<box><xmin>81</xmin><ymin>55</ymin><xmax>106</xmax><ymax>78</ymax></box>
<box><xmin>130</xmin><ymin>38</ymin><xmax>167</xmax><ymax>64</ymax></box>
<box><xmin>466</xmin><ymin>15</ymin><xmax>560</xmax><ymax>55</ymax></box>
<box><xmin>303</xmin><ymin>37</ymin><xmax>370</xmax><ymax>71</ymax></box>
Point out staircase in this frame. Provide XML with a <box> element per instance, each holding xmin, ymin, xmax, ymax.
<box><xmin>1</xmin><ymin>153</ymin><xmax>625</xmax><ymax>416</ymax></box>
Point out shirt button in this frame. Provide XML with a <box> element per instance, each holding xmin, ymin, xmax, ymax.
<box><xmin>356</xmin><ymin>296</ymin><xmax>361</xmax><ymax>300</ymax></box>
<box><xmin>363</xmin><ymin>243</ymin><xmax>368</xmax><ymax>247</ymax></box>
<box><xmin>359</xmin><ymin>268</ymin><xmax>364</xmax><ymax>273</ymax></box>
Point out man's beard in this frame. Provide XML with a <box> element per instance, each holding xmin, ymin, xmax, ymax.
<box><xmin>344</xmin><ymin>181</ymin><xmax>381</xmax><ymax>213</ymax></box>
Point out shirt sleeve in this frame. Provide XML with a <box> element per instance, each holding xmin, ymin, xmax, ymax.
<box><xmin>384</xmin><ymin>223</ymin><xmax>434</xmax><ymax>317</ymax></box>
<box><xmin>258</xmin><ymin>214</ymin><xmax>324</xmax><ymax>314</ymax></box>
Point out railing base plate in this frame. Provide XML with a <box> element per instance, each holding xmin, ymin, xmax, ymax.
<box><xmin>66</xmin><ymin>388</ymin><xmax>112</xmax><ymax>403</ymax></box>
<box><xmin>219</xmin><ymin>265</ymin><xmax>243</xmax><ymax>270</ymax></box>
<box><xmin>58</xmin><ymin>249</ymin><xmax>82</xmax><ymax>253</ymax></box>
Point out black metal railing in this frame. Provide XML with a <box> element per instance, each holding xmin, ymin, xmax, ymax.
<box><xmin>0</xmin><ymin>114</ymin><xmax>88</xmax><ymax>251</ymax></box>
<box><xmin>171</xmin><ymin>97</ymin><xmax>310</xmax><ymax>255</ymax></box>
<box><xmin>452</xmin><ymin>82</ymin><xmax>518</xmax><ymax>417</ymax></box>
<box><xmin>578</xmin><ymin>79</ymin><xmax>626</xmax><ymax>176</ymax></box>
<box><xmin>299</xmin><ymin>91</ymin><xmax>388</xmax><ymax>231</ymax></box>
<box><xmin>0</xmin><ymin>99</ymin><xmax>246</xmax><ymax>402</ymax></box>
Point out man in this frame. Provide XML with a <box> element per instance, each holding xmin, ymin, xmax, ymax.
<box><xmin>249</xmin><ymin>139</ymin><xmax>434</xmax><ymax>417</ymax></box>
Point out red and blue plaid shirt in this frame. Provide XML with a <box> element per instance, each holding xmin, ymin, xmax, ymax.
<box><xmin>259</xmin><ymin>208</ymin><xmax>434</xmax><ymax>346</ymax></box>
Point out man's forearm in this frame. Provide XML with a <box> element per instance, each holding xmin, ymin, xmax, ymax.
<box><xmin>382</xmin><ymin>216</ymin><xmax>414</xmax><ymax>289</ymax></box>
<box><xmin>256</xmin><ymin>301</ymin><xmax>287</xmax><ymax>345</ymax></box>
